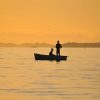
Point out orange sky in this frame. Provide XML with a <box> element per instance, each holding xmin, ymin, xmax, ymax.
<box><xmin>0</xmin><ymin>0</ymin><xmax>100</xmax><ymax>44</ymax></box>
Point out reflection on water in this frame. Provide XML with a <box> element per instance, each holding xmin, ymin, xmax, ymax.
<box><xmin>0</xmin><ymin>47</ymin><xmax>100</xmax><ymax>100</ymax></box>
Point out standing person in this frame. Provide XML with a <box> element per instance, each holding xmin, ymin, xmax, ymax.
<box><xmin>56</xmin><ymin>40</ymin><xmax>62</xmax><ymax>56</ymax></box>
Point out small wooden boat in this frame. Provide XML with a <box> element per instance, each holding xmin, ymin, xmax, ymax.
<box><xmin>34</xmin><ymin>53</ymin><xmax>68</xmax><ymax>61</ymax></box>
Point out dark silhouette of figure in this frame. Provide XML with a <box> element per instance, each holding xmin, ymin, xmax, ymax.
<box><xmin>49</xmin><ymin>48</ymin><xmax>54</xmax><ymax>56</ymax></box>
<box><xmin>56</xmin><ymin>41</ymin><xmax>62</xmax><ymax>56</ymax></box>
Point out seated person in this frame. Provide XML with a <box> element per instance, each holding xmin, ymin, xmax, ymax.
<box><xmin>49</xmin><ymin>48</ymin><xmax>54</xmax><ymax>56</ymax></box>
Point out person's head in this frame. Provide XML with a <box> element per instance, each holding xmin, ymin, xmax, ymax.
<box><xmin>51</xmin><ymin>48</ymin><xmax>53</xmax><ymax>51</ymax></box>
<box><xmin>57</xmin><ymin>40</ymin><xmax>59</xmax><ymax>44</ymax></box>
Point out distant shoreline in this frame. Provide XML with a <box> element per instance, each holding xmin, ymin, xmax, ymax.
<box><xmin>0</xmin><ymin>42</ymin><xmax>100</xmax><ymax>48</ymax></box>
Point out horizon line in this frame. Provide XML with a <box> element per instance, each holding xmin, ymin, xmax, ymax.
<box><xmin>0</xmin><ymin>42</ymin><xmax>100</xmax><ymax>45</ymax></box>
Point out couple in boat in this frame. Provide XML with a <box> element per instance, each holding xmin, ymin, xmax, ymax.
<box><xmin>34</xmin><ymin>40</ymin><xmax>67</xmax><ymax>60</ymax></box>
<box><xmin>49</xmin><ymin>41</ymin><xmax>62</xmax><ymax>57</ymax></box>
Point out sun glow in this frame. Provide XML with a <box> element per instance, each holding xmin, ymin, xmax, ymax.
<box><xmin>0</xmin><ymin>0</ymin><xmax>100</xmax><ymax>44</ymax></box>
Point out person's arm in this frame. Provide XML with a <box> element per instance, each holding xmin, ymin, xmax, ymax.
<box><xmin>56</xmin><ymin>44</ymin><xmax>57</xmax><ymax>48</ymax></box>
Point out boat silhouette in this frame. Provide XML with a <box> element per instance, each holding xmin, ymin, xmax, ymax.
<box><xmin>34</xmin><ymin>53</ymin><xmax>68</xmax><ymax>61</ymax></box>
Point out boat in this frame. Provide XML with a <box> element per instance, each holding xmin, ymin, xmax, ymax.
<box><xmin>34</xmin><ymin>53</ymin><xmax>68</xmax><ymax>61</ymax></box>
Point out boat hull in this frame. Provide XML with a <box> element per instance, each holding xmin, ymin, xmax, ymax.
<box><xmin>34</xmin><ymin>53</ymin><xmax>67</xmax><ymax>61</ymax></box>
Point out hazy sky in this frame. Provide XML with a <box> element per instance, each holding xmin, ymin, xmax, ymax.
<box><xmin>0</xmin><ymin>0</ymin><xmax>100</xmax><ymax>44</ymax></box>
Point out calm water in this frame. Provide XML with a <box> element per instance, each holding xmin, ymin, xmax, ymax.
<box><xmin>0</xmin><ymin>47</ymin><xmax>100</xmax><ymax>100</ymax></box>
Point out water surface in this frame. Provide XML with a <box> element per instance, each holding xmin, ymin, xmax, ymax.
<box><xmin>0</xmin><ymin>47</ymin><xmax>100</xmax><ymax>100</ymax></box>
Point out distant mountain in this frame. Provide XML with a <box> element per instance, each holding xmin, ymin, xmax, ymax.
<box><xmin>0</xmin><ymin>43</ymin><xmax>53</xmax><ymax>47</ymax></box>
<box><xmin>0</xmin><ymin>42</ymin><xmax>100</xmax><ymax>48</ymax></box>
<box><xmin>0</xmin><ymin>43</ymin><xmax>17</xmax><ymax>47</ymax></box>
<box><xmin>62</xmin><ymin>42</ymin><xmax>100</xmax><ymax>48</ymax></box>
<box><xmin>19</xmin><ymin>43</ymin><xmax>53</xmax><ymax>47</ymax></box>
<box><xmin>19</xmin><ymin>43</ymin><xmax>36</xmax><ymax>47</ymax></box>
<box><xmin>33</xmin><ymin>43</ymin><xmax>53</xmax><ymax>47</ymax></box>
